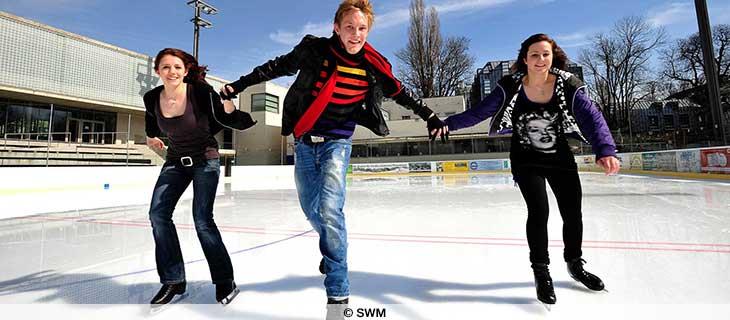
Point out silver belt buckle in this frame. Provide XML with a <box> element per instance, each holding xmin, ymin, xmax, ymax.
<box><xmin>311</xmin><ymin>136</ymin><xmax>325</xmax><ymax>143</ymax></box>
<box><xmin>180</xmin><ymin>156</ymin><xmax>193</xmax><ymax>167</ymax></box>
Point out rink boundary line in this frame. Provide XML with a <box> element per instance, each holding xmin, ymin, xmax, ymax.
<box><xmin>350</xmin><ymin>169</ymin><xmax>730</xmax><ymax>182</ymax></box>
<box><xmin>24</xmin><ymin>215</ymin><xmax>730</xmax><ymax>249</ymax></box>
<box><xmin>345</xmin><ymin>236</ymin><xmax>730</xmax><ymax>254</ymax></box>
<box><xmin>606</xmin><ymin>170</ymin><xmax>730</xmax><ymax>181</ymax></box>
<box><xmin>21</xmin><ymin>216</ymin><xmax>730</xmax><ymax>254</ymax></box>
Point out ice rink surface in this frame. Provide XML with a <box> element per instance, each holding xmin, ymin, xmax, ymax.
<box><xmin>1</xmin><ymin>172</ymin><xmax>729</xmax><ymax>319</ymax></box>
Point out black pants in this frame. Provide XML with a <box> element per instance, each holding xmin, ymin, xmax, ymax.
<box><xmin>515</xmin><ymin>168</ymin><xmax>583</xmax><ymax>265</ymax></box>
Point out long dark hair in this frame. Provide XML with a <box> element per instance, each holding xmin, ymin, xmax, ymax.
<box><xmin>510</xmin><ymin>33</ymin><xmax>568</xmax><ymax>74</ymax></box>
<box><xmin>153</xmin><ymin>48</ymin><xmax>208</xmax><ymax>84</ymax></box>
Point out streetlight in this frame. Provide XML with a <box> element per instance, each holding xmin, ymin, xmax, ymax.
<box><xmin>694</xmin><ymin>0</ymin><xmax>726</xmax><ymax>145</ymax></box>
<box><xmin>187</xmin><ymin>0</ymin><xmax>218</xmax><ymax>60</ymax></box>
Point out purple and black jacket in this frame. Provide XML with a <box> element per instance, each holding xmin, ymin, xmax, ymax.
<box><xmin>445</xmin><ymin>69</ymin><xmax>617</xmax><ymax>160</ymax></box>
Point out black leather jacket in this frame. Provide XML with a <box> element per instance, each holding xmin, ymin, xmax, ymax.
<box><xmin>144</xmin><ymin>80</ymin><xmax>256</xmax><ymax>139</ymax></box>
<box><xmin>228</xmin><ymin>34</ymin><xmax>434</xmax><ymax>137</ymax></box>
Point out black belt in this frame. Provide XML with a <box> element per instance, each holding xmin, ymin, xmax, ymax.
<box><xmin>167</xmin><ymin>155</ymin><xmax>211</xmax><ymax>167</ymax></box>
<box><xmin>299</xmin><ymin>134</ymin><xmax>338</xmax><ymax>145</ymax></box>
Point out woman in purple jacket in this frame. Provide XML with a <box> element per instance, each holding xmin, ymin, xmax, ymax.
<box><xmin>439</xmin><ymin>34</ymin><xmax>620</xmax><ymax>305</ymax></box>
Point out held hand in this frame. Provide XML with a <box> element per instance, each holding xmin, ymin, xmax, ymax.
<box><xmin>426</xmin><ymin>115</ymin><xmax>449</xmax><ymax>143</ymax></box>
<box><xmin>222</xmin><ymin>99</ymin><xmax>236</xmax><ymax>114</ymax></box>
<box><xmin>146</xmin><ymin>137</ymin><xmax>165</xmax><ymax>151</ymax></box>
<box><xmin>218</xmin><ymin>84</ymin><xmax>238</xmax><ymax>101</ymax></box>
<box><xmin>597</xmin><ymin>156</ymin><xmax>620</xmax><ymax>175</ymax></box>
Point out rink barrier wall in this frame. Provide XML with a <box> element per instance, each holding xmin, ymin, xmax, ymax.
<box><xmin>350</xmin><ymin>146</ymin><xmax>730</xmax><ymax>177</ymax></box>
<box><xmin>0</xmin><ymin>147</ymin><xmax>727</xmax><ymax>219</ymax></box>
<box><xmin>0</xmin><ymin>166</ymin><xmax>296</xmax><ymax>220</ymax></box>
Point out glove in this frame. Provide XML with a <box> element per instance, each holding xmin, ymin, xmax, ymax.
<box><xmin>219</xmin><ymin>85</ymin><xmax>238</xmax><ymax>101</ymax></box>
<box><xmin>427</xmin><ymin>115</ymin><xmax>449</xmax><ymax>142</ymax></box>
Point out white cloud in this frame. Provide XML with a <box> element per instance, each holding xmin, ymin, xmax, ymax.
<box><xmin>269</xmin><ymin>21</ymin><xmax>333</xmax><ymax>46</ymax></box>
<box><xmin>554</xmin><ymin>31</ymin><xmax>591</xmax><ymax>48</ymax></box>
<box><xmin>647</xmin><ymin>2</ymin><xmax>694</xmax><ymax>28</ymax></box>
<box><xmin>268</xmin><ymin>0</ymin><xmax>514</xmax><ymax>46</ymax></box>
<box><xmin>555</xmin><ymin>32</ymin><xmax>588</xmax><ymax>42</ymax></box>
<box><xmin>434</xmin><ymin>0</ymin><xmax>515</xmax><ymax>14</ymax></box>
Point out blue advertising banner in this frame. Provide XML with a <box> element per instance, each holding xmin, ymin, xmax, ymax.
<box><xmin>468</xmin><ymin>160</ymin><xmax>507</xmax><ymax>171</ymax></box>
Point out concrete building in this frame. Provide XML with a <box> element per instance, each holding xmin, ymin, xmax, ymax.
<box><xmin>0</xmin><ymin>11</ymin><xmax>287</xmax><ymax>166</ymax></box>
<box><xmin>234</xmin><ymin>82</ymin><xmax>291</xmax><ymax>165</ymax></box>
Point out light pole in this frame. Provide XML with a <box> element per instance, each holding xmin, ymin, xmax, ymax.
<box><xmin>694</xmin><ymin>0</ymin><xmax>726</xmax><ymax>145</ymax></box>
<box><xmin>187</xmin><ymin>0</ymin><xmax>218</xmax><ymax>60</ymax></box>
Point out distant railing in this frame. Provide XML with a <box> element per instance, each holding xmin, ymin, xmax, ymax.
<box><xmin>79</xmin><ymin>131</ymin><xmax>131</xmax><ymax>145</ymax></box>
<box><xmin>1</xmin><ymin>131</ymin><xmax>139</xmax><ymax>167</ymax></box>
<box><xmin>3</xmin><ymin>132</ymin><xmax>72</xmax><ymax>148</ymax></box>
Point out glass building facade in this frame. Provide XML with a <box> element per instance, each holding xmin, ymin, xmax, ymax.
<box><xmin>0</xmin><ymin>12</ymin><xmax>232</xmax><ymax>147</ymax></box>
<box><xmin>0</xmin><ymin>98</ymin><xmax>117</xmax><ymax>144</ymax></box>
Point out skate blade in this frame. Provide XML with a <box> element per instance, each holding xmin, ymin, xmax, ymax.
<box><xmin>219</xmin><ymin>287</ymin><xmax>240</xmax><ymax>306</ymax></box>
<box><xmin>149</xmin><ymin>293</ymin><xmax>188</xmax><ymax>315</ymax></box>
<box><xmin>541</xmin><ymin>302</ymin><xmax>552</xmax><ymax>312</ymax></box>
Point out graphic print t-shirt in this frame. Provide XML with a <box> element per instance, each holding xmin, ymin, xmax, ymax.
<box><xmin>510</xmin><ymin>88</ymin><xmax>576</xmax><ymax>172</ymax></box>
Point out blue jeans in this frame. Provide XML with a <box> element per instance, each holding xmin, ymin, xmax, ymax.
<box><xmin>294</xmin><ymin>138</ymin><xmax>352</xmax><ymax>298</ymax></box>
<box><xmin>148</xmin><ymin>158</ymin><xmax>234</xmax><ymax>285</ymax></box>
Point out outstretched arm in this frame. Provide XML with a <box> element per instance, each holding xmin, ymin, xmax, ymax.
<box><xmin>572</xmin><ymin>88</ymin><xmax>619</xmax><ymax>175</ymax></box>
<box><xmin>364</xmin><ymin>43</ymin><xmax>448</xmax><ymax>141</ymax></box>
<box><xmin>208</xmin><ymin>85</ymin><xmax>257</xmax><ymax>131</ymax></box>
<box><xmin>391</xmin><ymin>89</ymin><xmax>449</xmax><ymax>142</ymax></box>
<box><xmin>220</xmin><ymin>35</ymin><xmax>316</xmax><ymax>98</ymax></box>
<box><xmin>445</xmin><ymin>86</ymin><xmax>504</xmax><ymax>132</ymax></box>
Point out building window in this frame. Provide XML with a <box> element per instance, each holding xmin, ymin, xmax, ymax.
<box><xmin>648</xmin><ymin>115</ymin><xmax>660</xmax><ymax>131</ymax></box>
<box><xmin>679</xmin><ymin>113</ymin><xmax>690</xmax><ymax>128</ymax></box>
<box><xmin>402</xmin><ymin>115</ymin><xmax>411</xmax><ymax>120</ymax></box>
<box><xmin>251</xmin><ymin>93</ymin><xmax>279</xmax><ymax>113</ymax></box>
<box><xmin>663</xmin><ymin>114</ymin><xmax>674</xmax><ymax>129</ymax></box>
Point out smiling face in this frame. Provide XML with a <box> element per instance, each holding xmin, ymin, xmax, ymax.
<box><xmin>155</xmin><ymin>54</ymin><xmax>188</xmax><ymax>87</ymax></box>
<box><xmin>523</xmin><ymin>41</ymin><xmax>553</xmax><ymax>76</ymax></box>
<box><xmin>333</xmin><ymin>8</ymin><xmax>369</xmax><ymax>54</ymax></box>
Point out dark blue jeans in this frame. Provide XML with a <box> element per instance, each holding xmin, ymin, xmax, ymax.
<box><xmin>148</xmin><ymin>158</ymin><xmax>234</xmax><ymax>284</ymax></box>
<box><xmin>294</xmin><ymin>138</ymin><xmax>352</xmax><ymax>299</ymax></box>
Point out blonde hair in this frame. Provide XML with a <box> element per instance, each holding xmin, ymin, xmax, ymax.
<box><xmin>334</xmin><ymin>0</ymin><xmax>375</xmax><ymax>27</ymax></box>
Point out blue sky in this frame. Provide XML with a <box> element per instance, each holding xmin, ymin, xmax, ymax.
<box><xmin>2</xmin><ymin>0</ymin><xmax>729</xmax><ymax>86</ymax></box>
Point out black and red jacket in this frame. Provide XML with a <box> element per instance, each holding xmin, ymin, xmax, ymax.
<box><xmin>228</xmin><ymin>34</ymin><xmax>434</xmax><ymax>137</ymax></box>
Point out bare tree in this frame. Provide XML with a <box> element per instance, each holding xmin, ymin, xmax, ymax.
<box><xmin>661</xmin><ymin>24</ymin><xmax>730</xmax><ymax>91</ymax></box>
<box><xmin>395</xmin><ymin>0</ymin><xmax>474</xmax><ymax>98</ymax></box>
<box><xmin>435</xmin><ymin>37</ymin><xmax>475</xmax><ymax>97</ymax></box>
<box><xmin>578</xmin><ymin>16</ymin><xmax>667</xmax><ymax>130</ymax></box>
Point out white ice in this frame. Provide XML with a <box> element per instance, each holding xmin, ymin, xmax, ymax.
<box><xmin>1</xmin><ymin>172</ymin><xmax>729</xmax><ymax>319</ymax></box>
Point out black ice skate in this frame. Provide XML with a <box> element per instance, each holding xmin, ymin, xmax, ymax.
<box><xmin>150</xmin><ymin>282</ymin><xmax>187</xmax><ymax>313</ymax></box>
<box><xmin>567</xmin><ymin>258</ymin><xmax>605</xmax><ymax>291</ymax></box>
<box><xmin>326</xmin><ymin>297</ymin><xmax>349</xmax><ymax>320</ymax></box>
<box><xmin>532</xmin><ymin>263</ymin><xmax>556</xmax><ymax>306</ymax></box>
<box><xmin>216</xmin><ymin>280</ymin><xmax>240</xmax><ymax>305</ymax></box>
